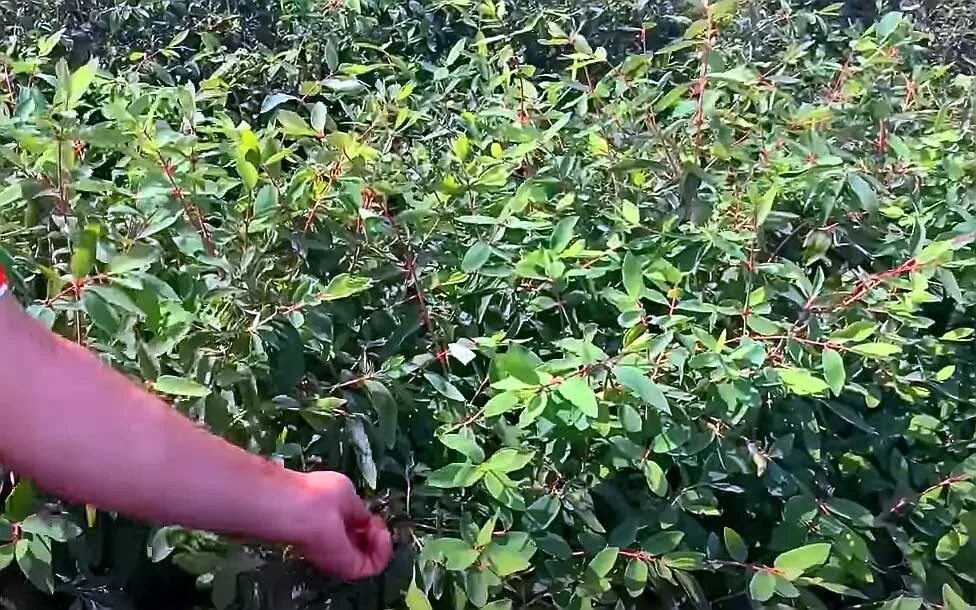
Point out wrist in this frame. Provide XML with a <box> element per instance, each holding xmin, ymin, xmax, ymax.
<box><xmin>255</xmin><ymin>467</ymin><xmax>315</xmax><ymax>546</ymax></box>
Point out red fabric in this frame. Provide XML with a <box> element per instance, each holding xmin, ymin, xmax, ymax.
<box><xmin>0</xmin><ymin>262</ymin><xmax>7</xmax><ymax>298</ymax></box>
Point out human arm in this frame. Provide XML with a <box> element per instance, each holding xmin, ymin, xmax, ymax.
<box><xmin>0</xmin><ymin>295</ymin><xmax>391</xmax><ymax>580</ymax></box>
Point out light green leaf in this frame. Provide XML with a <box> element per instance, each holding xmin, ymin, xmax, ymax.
<box><xmin>847</xmin><ymin>173</ymin><xmax>877</xmax><ymax>212</ymax></box>
<box><xmin>773</xmin><ymin>543</ymin><xmax>831</xmax><ymax>579</ymax></box>
<box><xmin>588</xmin><ymin>547</ymin><xmax>619</xmax><ymax>577</ymax></box>
<box><xmin>425</xmin><ymin>372</ymin><xmax>466</xmax><ymax>402</ymax></box>
<box><xmin>942</xmin><ymin>328</ymin><xmax>974</xmax><ymax>341</ymax></box>
<box><xmin>484</xmin><ymin>391</ymin><xmax>519</xmax><ymax>417</ymax></box>
<box><xmin>644</xmin><ymin>460</ymin><xmax>667</xmax><ymax>497</ymax></box>
<box><xmin>405</xmin><ymin>575</ymin><xmax>433</xmax><ymax>610</ymax></box>
<box><xmin>613</xmin><ymin>366</ymin><xmax>670</xmax><ymax>414</ymax></box>
<box><xmin>749</xmin><ymin>571</ymin><xmax>776</xmax><ymax>602</ymax></box>
<box><xmin>641</xmin><ymin>530</ymin><xmax>683</xmax><ymax>555</ymax></box>
<box><xmin>484</xmin><ymin>532</ymin><xmax>536</xmax><ymax>576</ymax></box>
<box><xmin>462</xmin><ymin>241</ymin><xmax>492</xmax><ymax>272</ymax></box>
<box><xmin>66</xmin><ymin>58</ymin><xmax>99</xmax><ymax>110</ymax></box>
<box><xmin>822</xmin><ymin>348</ymin><xmax>845</xmax><ymax>396</ymax></box>
<box><xmin>153</xmin><ymin>376</ymin><xmax>210</xmax><ymax>397</ymax></box>
<box><xmin>776</xmin><ymin>368</ymin><xmax>830</xmax><ymax>396</ymax></box>
<box><xmin>876</xmin><ymin>11</ymin><xmax>902</xmax><ymax>38</ymax></box>
<box><xmin>322</xmin><ymin>274</ymin><xmax>371</xmax><ymax>300</ymax></box>
<box><xmin>943</xmin><ymin>583</ymin><xmax>970</xmax><ymax>610</ymax></box>
<box><xmin>323</xmin><ymin>78</ymin><xmax>366</xmax><ymax>93</ymax></box>
<box><xmin>558</xmin><ymin>376</ymin><xmax>598</xmax><ymax>417</ymax></box>
<box><xmin>71</xmin><ymin>224</ymin><xmax>101</xmax><ymax>280</ymax></box>
<box><xmin>849</xmin><ymin>343</ymin><xmax>901</xmax><ymax>357</ymax></box>
<box><xmin>260</xmin><ymin>93</ymin><xmax>297</xmax><ymax>114</ymax></box>
<box><xmin>624</xmin><ymin>558</ymin><xmax>648</xmax><ymax>597</ymax></box>
<box><xmin>277</xmin><ymin>109</ymin><xmax>315</xmax><ymax>135</ymax></box>
<box><xmin>723</xmin><ymin>527</ymin><xmax>747</xmax><ymax>562</ymax></box>
<box><xmin>622</xmin><ymin>252</ymin><xmax>644</xmax><ymax>299</ymax></box>
<box><xmin>485</xmin><ymin>448</ymin><xmax>534</xmax><ymax>473</ymax></box>
<box><xmin>550</xmin><ymin>216</ymin><xmax>579</xmax><ymax>252</ymax></box>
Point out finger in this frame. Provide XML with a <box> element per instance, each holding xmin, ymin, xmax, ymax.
<box><xmin>334</xmin><ymin>477</ymin><xmax>371</xmax><ymax>525</ymax></box>
<box><xmin>363</xmin><ymin>515</ymin><xmax>394</xmax><ymax>574</ymax></box>
<box><xmin>305</xmin><ymin>517</ymin><xmax>370</xmax><ymax>581</ymax></box>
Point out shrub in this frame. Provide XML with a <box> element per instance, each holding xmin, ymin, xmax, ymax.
<box><xmin>2</xmin><ymin>2</ymin><xmax>976</xmax><ymax>609</ymax></box>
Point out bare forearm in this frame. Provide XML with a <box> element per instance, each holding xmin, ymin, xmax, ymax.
<box><xmin>0</xmin><ymin>298</ymin><xmax>302</xmax><ymax>543</ymax></box>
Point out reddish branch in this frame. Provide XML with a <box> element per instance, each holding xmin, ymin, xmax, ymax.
<box><xmin>156</xmin><ymin>153</ymin><xmax>215</xmax><ymax>255</ymax></box>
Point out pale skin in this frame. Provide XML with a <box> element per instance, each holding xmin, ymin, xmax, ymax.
<box><xmin>0</xmin><ymin>296</ymin><xmax>392</xmax><ymax>580</ymax></box>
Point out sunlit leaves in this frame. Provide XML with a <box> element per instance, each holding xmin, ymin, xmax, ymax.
<box><xmin>773</xmin><ymin>543</ymin><xmax>832</xmax><ymax>579</ymax></box>
<box><xmin>821</xmin><ymin>348</ymin><xmax>845</xmax><ymax>396</ymax></box>
<box><xmin>558</xmin><ymin>376</ymin><xmax>598</xmax><ymax>417</ymax></box>
<box><xmin>776</xmin><ymin>369</ymin><xmax>831</xmax><ymax>396</ymax></box>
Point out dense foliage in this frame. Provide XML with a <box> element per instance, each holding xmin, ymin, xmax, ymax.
<box><xmin>3</xmin><ymin>1</ymin><xmax>976</xmax><ymax>609</ymax></box>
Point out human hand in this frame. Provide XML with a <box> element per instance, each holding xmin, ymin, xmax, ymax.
<box><xmin>287</xmin><ymin>471</ymin><xmax>393</xmax><ymax>580</ymax></box>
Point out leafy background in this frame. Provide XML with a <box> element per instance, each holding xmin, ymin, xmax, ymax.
<box><xmin>2</xmin><ymin>1</ymin><xmax>976</xmax><ymax>609</ymax></box>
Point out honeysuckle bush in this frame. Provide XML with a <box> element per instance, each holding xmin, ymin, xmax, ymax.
<box><xmin>3</xmin><ymin>1</ymin><xmax>976</xmax><ymax>609</ymax></box>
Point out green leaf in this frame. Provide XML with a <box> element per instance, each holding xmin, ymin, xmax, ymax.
<box><xmin>0</xmin><ymin>543</ymin><xmax>14</xmax><ymax>571</ymax></box>
<box><xmin>830</xmin><ymin>321</ymin><xmax>877</xmax><ymax>343</ymax></box>
<box><xmin>485</xmin><ymin>448</ymin><xmax>534</xmax><ymax>473</ymax></box>
<box><xmin>756</xmin><ymin>184</ymin><xmax>778</xmax><ymax>226</ymax></box>
<box><xmin>942</xmin><ymin>327</ymin><xmax>974</xmax><ymax>341</ymax></box>
<box><xmin>943</xmin><ymin>583</ymin><xmax>970</xmax><ymax>610</ymax></box>
<box><xmin>4</xmin><ymin>480</ymin><xmax>35</xmax><ymax>522</ymax></box>
<box><xmin>624</xmin><ymin>558</ymin><xmax>648</xmax><ymax>597</ymax></box>
<box><xmin>108</xmin><ymin>244</ymin><xmax>159</xmax><ymax>274</ymax></box>
<box><xmin>588</xmin><ymin>547</ymin><xmax>619</xmax><ymax>577</ymax></box>
<box><xmin>641</xmin><ymin>530</ymin><xmax>683</xmax><ymax>555</ymax></box>
<box><xmin>849</xmin><ymin>343</ymin><xmax>901</xmax><ymax>357</ymax></box>
<box><xmin>558</xmin><ymin>376</ymin><xmax>598</xmax><ymax>417</ymax></box>
<box><xmin>847</xmin><ymin>173</ymin><xmax>877</xmax><ymax>212</ymax></box>
<box><xmin>660</xmin><ymin>551</ymin><xmax>704</xmax><ymax>570</ymax></box>
<box><xmin>405</xmin><ymin>575</ymin><xmax>433</xmax><ymax>610</ymax></box>
<box><xmin>612</xmin><ymin>366</ymin><xmax>670</xmax><ymax>414</ymax></box>
<box><xmin>71</xmin><ymin>224</ymin><xmax>101</xmax><ymax>279</ymax></box>
<box><xmin>497</xmin><ymin>348</ymin><xmax>541</xmax><ymax>385</ymax></box>
<box><xmin>153</xmin><ymin>375</ymin><xmax>210</xmax><ymax>397</ymax></box>
<box><xmin>424</xmin><ymin>538</ymin><xmax>479</xmax><ymax>571</ymax></box>
<box><xmin>323</xmin><ymin>78</ymin><xmax>366</xmax><ymax>93</ymax></box>
<box><xmin>644</xmin><ymin>460</ymin><xmax>667</xmax><ymax>497</ymax></box>
<box><xmin>322</xmin><ymin>274</ymin><xmax>371</xmax><ymax>300</ymax></box>
<box><xmin>821</xmin><ymin>348</ymin><xmax>845</xmax><ymax>397</ymax></box>
<box><xmin>622</xmin><ymin>252</ymin><xmax>644</xmax><ymax>299</ymax></box>
<box><xmin>346</xmin><ymin>418</ymin><xmax>376</xmax><ymax>488</ymax></box>
<box><xmin>20</xmin><ymin>515</ymin><xmax>82</xmax><ymax>542</ymax></box>
<box><xmin>277</xmin><ymin>109</ymin><xmax>315</xmax><ymax>135</ymax></box>
<box><xmin>917</xmin><ymin>240</ymin><xmax>954</xmax><ymax>266</ymax></box>
<box><xmin>439</xmin><ymin>430</ymin><xmax>484</xmax><ymax>463</ymax></box>
<box><xmin>550</xmin><ymin>216</ymin><xmax>578</xmax><ymax>252</ymax></box>
<box><xmin>253</xmin><ymin>184</ymin><xmax>278</xmax><ymax>224</ymax></box>
<box><xmin>484</xmin><ymin>532</ymin><xmax>536</xmax><ymax>576</ymax></box>
<box><xmin>484</xmin><ymin>391</ymin><xmax>519</xmax><ymax>417</ymax></box>
<box><xmin>260</xmin><ymin>92</ymin><xmax>297</xmax><ymax>114</ymax></box>
<box><xmin>525</xmin><ymin>495</ymin><xmax>560</xmax><ymax>530</ymax></box>
<box><xmin>16</xmin><ymin>538</ymin><xmax>53</xmax><ymax>594</ymax></box>
<box><xmin>58</xmin><ymin>57</ymin><xmax>98</xmax><ymax>110</ymax></box>
<box><xmin>426</xmin><ymin>463</ymin><xmax>483</xmax><ymax>488</ymax></box>
<box><xmin>876</xmin><ymin>11</ymin><xmax>902</xmax><ymax>38</ymax></box>
<box><xmin>776</xmin><ymin>368</ymin><xmax>830</xmax><ymax>396</ymax></box>
<box><xmin>749</xmin><ymin>571</ymin><xmax>777</xmax><ymax>602</ymax></box>
<box><xmin>723</xmin><ymin>527</ymin><xmax>747</xmax><ymax>562</ymax></box>
<box><xmin>462</xmin><ymin>241</ymin><xmax>492</xmax><ymax>272</ymax></box>
<box><xmin>365</xmin><ymin>380</ymin><xmax>397</xmax><ymax>449</ymax></box>
<box><xmin>824</xmin><ymin>498</ymin><xmax>875</xmax><ymax>528</ymax></box>
<box><xmin>425</xmin><ymin>372</ymin><xmax>466</xmax><ymax>402</ymax></box>
<box><xmin>773</xmin><ymin>543</ymin><xmax>831</xmax><ymax>579</ymax></box>
<box><xmin>236</xmin><ymin>156</ymin><xmax>259</xmax><ymax>191</ymax></box>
